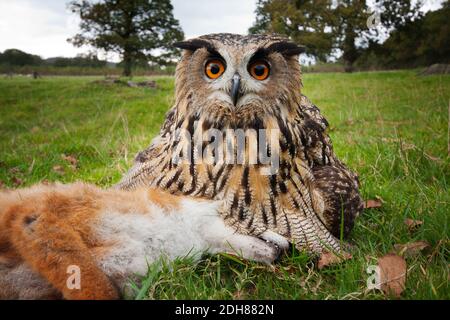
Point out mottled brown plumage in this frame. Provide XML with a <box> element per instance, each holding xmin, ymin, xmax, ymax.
<box><xmin>116</xmin><ymin>33</ymin><xmax>363</xmax><ymax>254</ymax></box>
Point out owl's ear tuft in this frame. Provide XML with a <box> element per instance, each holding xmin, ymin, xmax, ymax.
<box><xmin>266</xmin><ymin>41</ymin><xmax>306</xmax><ymax>56</ymax></box>
<box><xmin>173</xmin><ymin>39</ymin><xmax>216</xmax><ymax>53</ymax></box>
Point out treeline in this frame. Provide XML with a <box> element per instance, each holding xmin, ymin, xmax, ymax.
<box><xmin>250</xmin><ymin>0</ymin><xmax>450</xmax><ymax>71</ymax></box>
<box><xmin>0</xmin><ymin>49</ymin><xmax>107</xmax><ymax>68</ymax></box>
<box><xmin>0</xmin><ymin>49</ymin><xmax>174</xmax><ymax>76</ymax></box>
<box><xmin>356</xmin><ymin>3</ymin><xmax>450</xmax><ymax>69</ymax></box>
<box><xmin>2</xmin><ymin>0</ymin><xmax>449</xmax><ymax>75</ymax></box>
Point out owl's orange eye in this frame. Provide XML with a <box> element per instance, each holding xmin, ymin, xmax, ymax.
<box><xmin>205</xmin><ymin>59</ymin><xmax>225</xmax><ymax>79</ymax></box>
<box><xmin>249</xmin><ymin>60</ymin><xmax>270</xmax><ymax>80</ymax></box>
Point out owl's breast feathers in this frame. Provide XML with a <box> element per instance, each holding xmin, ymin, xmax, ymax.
<box><xmin>116</xmin><ymin>95</ymin><xmax>363</xmax><ymax>254</ymax></box>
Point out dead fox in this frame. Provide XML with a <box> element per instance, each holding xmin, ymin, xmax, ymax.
<box><xmin>0</xmin><ymin>182</ymin><xmax>288</xmax><ymax>300</ymax></box>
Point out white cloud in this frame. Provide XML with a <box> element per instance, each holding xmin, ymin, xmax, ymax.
<box><xmin>172</xmin><ymin>0</ymin><xmax>256</xmax><ymax>39</ymax></box>
<box><xmin>420</xmin><ymin>0</ymin><xmax>444</xmax><ymax>11</ymax></box>
<box><xmin>0</xmin><ymin>0</ymin><xmax>257</xmax><ymax>59</ymax></box>
<box><xmin>0</xmin><ymin>0</ymin><xmax>85</xmax><ymax>58</ymax></box>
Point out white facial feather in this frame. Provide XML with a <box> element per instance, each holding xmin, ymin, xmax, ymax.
<box><xmin>207</xmin><ymin>47</ymin><xmax>266</xmax><ymax>104</ymax></box>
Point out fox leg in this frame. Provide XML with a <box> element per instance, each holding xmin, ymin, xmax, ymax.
<box><xmin>204</xmin><ymin>217</ymin><xmax>285</xmax><ymax>264</ymax></box>
<box><xmin>10</xmin><ymin>212</ymin><xmax>119</xmax><ymax>300</ymax></box>
<box><xmin>220</xmin><ymin>231</ymin><xmax>283</xmax><ymax>264</ymax></box>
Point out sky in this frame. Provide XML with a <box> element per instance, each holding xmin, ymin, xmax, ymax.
<box><xmin>0</xmin><ymin>0</ymin><xmax>445</xmax><ymax>61</ymax></box>
<box><xmin>0</xmin><ymin>0</ymin><xmax>257</xmax><ymax>61</ymax></box>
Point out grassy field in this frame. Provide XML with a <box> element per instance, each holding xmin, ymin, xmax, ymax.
<box><xmin>0</xmin><ymin>71</ymin><xmax>448</xmax><ymax>299</ymax></box>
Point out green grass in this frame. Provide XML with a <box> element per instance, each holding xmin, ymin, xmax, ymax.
<box><xmin>0</xmin><ymin>71</ymin><xmax>448</xmax><ymax>299</ymax></box>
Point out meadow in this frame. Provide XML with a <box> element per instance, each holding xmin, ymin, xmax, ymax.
<box><xmin>0</xmin><ymin>71</ymin><xmax>448</xmax><ymax>299</ymax></box>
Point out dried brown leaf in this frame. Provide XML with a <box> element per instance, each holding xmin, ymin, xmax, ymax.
<box><xmin>30</xmin><ymin>126</ymin><xmax>40</xmax><ymax>133</ymax></box>
<box><xmin>317</xmin><ymin>251</ymin><xmax>352</xmax><ymax>269</ymax></box>
<box><xmin>364</xmin><ymin>199</ymin><xmax>383</xmax><ymax>209</ymax></box>
<box><xmin>282</xmin><ymin>265</ymin><xmax>298</xmax><ymax>275</ymax></box>
<box><xmin>404</xmin><ymin>218</ymin><xmax>423</xmax><ymax>231</ymax></box>
<box><xmin>378</xmin><ymin>253</ymin><xmax>407</xmax><ymax>297</ymax></box>
<box><xmin>12</xmin><ymin>177</ymin><xmax>23</xmax><ymax>187</ymax></box>
<box><xmin>423</xmin><ymin>153</ymin><xmax>442</xmax><ymax>163</ymax></box>
<box><xmin>9</xmin><ymin>167</ymin><xmax>20</xmax><ymax>174</ymax></box>
<box><xmin>345</xmin><ymin>118</ymin><xmax>354</xmax><ymax>125</ymax></box>
<box><xmin>394</xmin><ymin>241</ymin><xmax>430</xmax><ymax>258</ymax></box>
<box><xmin>61</xmin><ymin>154</ymin><xmax>78</xmax><ymax>166</ymax></box>
<box><xmin>52</xmin><ymin>165</ymin><xmax>65</xmax><ymax>175</ymax></box>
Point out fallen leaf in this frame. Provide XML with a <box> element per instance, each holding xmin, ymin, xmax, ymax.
<box><xmin>317</xmin><ymin>251</ymin><xmax>352</xmax><ymax>269</ymax></box>
<box><xmin>404</xmin><ymin>218</ymin><xmax>423</xmax><ymax>231</ymax></box>
<box><xmin>52</xmin><ymin>165</ymin><xmax>65</xmax><ymax>175</ymax></box>
<box><xmin>41</xmin><ymin>179</ymin><xmax>50</xmax><ymax>185</ymax></box>
<box><xmin>423</xmin><ymin>152</ymin><xmax>442</xmax><ymax>163</ymax></box>
<box><xmin>401</xmin><ymin>142</ymin><xmax>416</xmax><ymax>151</ymax></box>
<box><xmin>233</xmin><ymin>290</ymin><xmax>244</xmax><ymax>299</ymax></box>
<box><xmin>30</xmin><ymin>126</ymin><xmax>40</xmax><ymax>133</ymax></box>
<box><xmin>378</xmin><ymin>253</ymin><xmax>407</xmax><ymax>297</ymax></box>
<box><xmin>9</xmin><ymin>167</ymin><xmax>20</xmax><ymax>174</ymax></box>
<box><xmin>12</xmin><ymin>177</ymin><xmax>23</xmax><ymax>187</ymax></box>
<box><xmin>393</xmin><ymin>241</ymin><xmax>431</xmax><ymax>258</ymax></box>
<box><xmin>281</xmin><ymin>265</ymin><xmax>298</xmax><ymax>275</ymax></box>
<box><xmin>61</xmin><ymin>154</ymin><xmax>78</xmax><ymax>167</ymax></box>
<box><xmin>364</xmin><ymin>199</ymin><xmax>383</xmax><ymax>209</ymax></box>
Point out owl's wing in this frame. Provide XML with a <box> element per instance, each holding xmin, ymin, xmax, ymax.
<box><xmin>114</xmin><ymin>105</ymin><xmax>177</xmax><ymax>190</ymax></box>
<box><xmin>296</xmin><ymin>95</ymin><xmax>336</xmax><ymax>167</ymax></box>
<box><xmin>295</xmin><ymin>95</ymin><xmax>364</xmax><ymax>237</ymax></box>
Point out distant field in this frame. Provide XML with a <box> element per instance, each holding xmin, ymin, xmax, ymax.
<box><xmin>0</xmin><ymin>71</ymin><xmax>448</xmax><ymax>299</ymax></box>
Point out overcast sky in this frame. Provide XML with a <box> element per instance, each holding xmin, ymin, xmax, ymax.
<box><xmin>0</xmin><ymin>0</ymin><xmax>444</xmax><ymax>61</ymax></box>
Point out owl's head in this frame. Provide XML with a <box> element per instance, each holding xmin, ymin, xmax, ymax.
<box><xmin>173</xmin><ymin>33</ymin><xmax>305</xmax><ymax>128</ymax></box>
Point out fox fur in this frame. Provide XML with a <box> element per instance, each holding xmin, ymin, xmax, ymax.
<box><xmin>0</xmin><ymin>182</ymin><xmax>288</xmax><ymax>300</ymax></box>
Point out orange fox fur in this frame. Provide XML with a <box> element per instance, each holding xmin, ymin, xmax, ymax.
<box><xmin>0</xmin><ymin>182</ymin><xmax>288</xmax><ymax>300</ymax></box>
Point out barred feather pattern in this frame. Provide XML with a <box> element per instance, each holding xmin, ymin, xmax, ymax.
<box><xmin>115</xmin><ymin>34</ymin><xmax>363</xmax><ymax>254</ymax></box>
<box><xmin>116</xmin><ymin>94</ymin><xmax>362</xmax><ymax>254</ymax></box>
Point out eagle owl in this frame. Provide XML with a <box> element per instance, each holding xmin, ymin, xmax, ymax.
<box><xmin>116</xmin><ymin>34</ymin><xmax>363</xmax><ymax>254</ymax></box>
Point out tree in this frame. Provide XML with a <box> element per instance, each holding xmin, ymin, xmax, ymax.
<box><xmin>333</xmin><ymin>0</ymin><xmax>370</xmax><ymax>72</ymax></box>
<box><xmin>68</xmin><ymin>0</ymin><xmax>184</xmax><ymax>76</ymax></box>
<box><xmin>371</xmin><ymin>1</ymin><xmax>449</xmax><ymax>68</ymax></box>
<box><xmin>373</xmin><ymin>0</ymin><xmax>424</xmax><ymax>31</ymax></box>
<box><xmin>0</xmin><ymin>49</ymin><xmax>43</xmax><ymax>66</ymax></box>
<box><xmin>47</xmin><ymin>53</ymin><xmax>107</xmax><ymax>68</ymax></box>
<box><xmin>249</xmin><ymin>0</ymin><xmax>370</xmax><ymax>70</ymax></box>
<box><xmin>249</xmin><ymin>0</ymin><xmax>335</xmax><ymax>62</ymax></box>
<box><xmin>354</xmin><ymin>0</ymin><xmax>450</xmax><ymax>69</ymax></box>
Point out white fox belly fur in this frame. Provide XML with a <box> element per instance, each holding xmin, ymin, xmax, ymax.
<box><xmin>94</xmin><ymin>197</ymin><xmax>280</xmax><ymax>286</ymax></box>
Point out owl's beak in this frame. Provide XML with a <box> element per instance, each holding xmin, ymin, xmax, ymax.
<box><xmin>230</xmin><ymin>73</ymin><xmax>241</xmax><ymax>106</ymax></box>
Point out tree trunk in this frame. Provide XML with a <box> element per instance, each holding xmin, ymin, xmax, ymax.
<box><xmin>344</xmin><ymin>60</ymin><xmax>354</xmax><ymax>73</ymax></box>
<box><xmin>123</xmin><ymin>50</ymin><xmax>132</xmax><ymax>77</ymax></box>
<box><xmin>343</xmin><ymin>27</ymin><xmax>357</xmax><ymax>73</ymax></box>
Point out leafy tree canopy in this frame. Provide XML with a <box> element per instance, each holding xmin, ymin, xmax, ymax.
<box><xmin>249</xmin><ymin>0</ymin><xmax>335</xmax><ymax>62</ymax></box>
<box><xmin>249</xmin><ymin>0</ymin><xmax>370</xmax><ymax>70</ymax></box>
<box><xmin>357</xmin><ymin>2</ymin><xmax>450</xmax><ymax>69</ymax></box>
<box><xmin>249</xmin><ymin>0</ymin><xmax>447</xmax><ymax>71</ymax></box>
<box><xmin>0</xmin><ymin>49</ymin><xmax>43</xmax><ymax>66</ymax></box>
<box><xmin>68</xmin><ymin>0</ymin><xmax>184</xmax><ymax>76</ymax></box>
